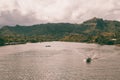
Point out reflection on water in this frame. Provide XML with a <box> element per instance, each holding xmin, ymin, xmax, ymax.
<box><xmin>0</xmin><ymin>42</ymin><xmax>120</xmax><ymax>80</ymax></box>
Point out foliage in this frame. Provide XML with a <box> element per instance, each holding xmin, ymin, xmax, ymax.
<box><xmin>0</xmin><ymin>18</ymin><xmax>120</xmax><ymax>45</ymax></box>
<box><xmin>0</xmin><ymin>37</ymin><xmax>5</xmax><ymax>46</ymax></box>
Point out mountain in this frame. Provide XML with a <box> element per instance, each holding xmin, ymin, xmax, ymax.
<box><xmin>0</xmin><ymin>17</ymin><xmax>120</xmax><ymax>45</ymax></box>
<box><xmin>0</xmin><ymin>23</ymin><xmax>76</xmax><ymax>36</ymax></box>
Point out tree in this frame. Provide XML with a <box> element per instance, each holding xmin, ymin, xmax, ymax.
<box><xmin>0</xmin><ymin>38</ymin><xmax>5</xmax><ymax>46</ymax></box>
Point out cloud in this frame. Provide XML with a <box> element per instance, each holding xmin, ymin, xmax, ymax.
<box><xmin>0</xmin><ymin>9</ymin><xmax>44</xmax><ymax>26</ymax></box>
<box><xmin>0</xmin><ymin>0</ymin><xmax>120</xmax><ymax>26</ymax></box>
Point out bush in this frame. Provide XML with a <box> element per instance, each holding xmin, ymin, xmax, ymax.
<box><xmin>0</xmin><ymin>38</ymin><xmax>5</xmax><ymax>46</ymax></box>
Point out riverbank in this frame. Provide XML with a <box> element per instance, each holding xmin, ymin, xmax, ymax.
<box><xmin>0</xmin><ymin>41</ymin><xmax>120</xmax><ymax>48</ymax></box>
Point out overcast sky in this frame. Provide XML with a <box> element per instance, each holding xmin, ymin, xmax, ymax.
<box><xmin>0</xmin><ymin>0</ymin><xmax>120</xmax><ymax>26</ymax></box>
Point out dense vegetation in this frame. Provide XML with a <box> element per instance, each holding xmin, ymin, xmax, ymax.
<box><xmin>0</xmin><ymin>17</ymin><xmax>120</xmax><ymax>46</ymax></box>
<box><xmin>0</xmin><ymin>37</ymin><xmax>5</xmax><ymax>46</ymax></box>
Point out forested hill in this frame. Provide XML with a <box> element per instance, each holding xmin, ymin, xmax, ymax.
<box><xmin>0</xmin><ymin>23</ymin><xmax>76</xmax><ymax>36</ymax></box>
<box><xmin>0</xmin><ymin>17</ymin><xmax>120</xmax><ymax>45</ymax></box>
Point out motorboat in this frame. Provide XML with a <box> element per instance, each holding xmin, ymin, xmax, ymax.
<box><xmin>86</xmin><ymin>57</ymin><xmax>92</xmax><ymax>63</ymax></box>
<box><xmin>45</xmin><ymin>45</ymin><xmax>51</xmax><ymax>47</ymax></box>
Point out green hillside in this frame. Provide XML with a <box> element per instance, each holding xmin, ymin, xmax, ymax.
<box><xmin>0</xmin><ymin>17</ymin><xmax>120</xmax><ymax>45</ymax></box>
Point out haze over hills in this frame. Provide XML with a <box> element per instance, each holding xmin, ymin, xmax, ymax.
<box><xmin>0</xmin><ymin>17</ymin><xmax>120</xmax><ymax>45</ymax></box>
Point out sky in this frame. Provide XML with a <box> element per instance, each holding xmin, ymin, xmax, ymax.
<box><xmin>0</xmin><ymin>0</ymin><xmax>120</xmax><ymax>26</ymax></box>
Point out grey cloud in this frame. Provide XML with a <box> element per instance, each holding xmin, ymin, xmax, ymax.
<box><xmin>102</xmin><ymin>0</ymin><xmax>120</xmax><ymax>21</ymax></box>
<box><xmin>0</xmin><ymin>0</ymin><xmax>120</xmax><ymax>26</ymax></box>
<box><xmin>49</xmin><ymin>0</ymin><xmax>120</xmax><ymax>23</ymax></box>
<box><xmin>0</xmin><ymin>9</ymin><xmax>45</xmax><ymax>26</ymax></box>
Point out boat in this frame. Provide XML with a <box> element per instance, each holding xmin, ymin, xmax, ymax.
<box><xmin>45</xmin><ymin>45</ymin><xmax>51</xmax><ymax>47</ymax></box>
<box><xmin>86</xmin><ymin>57</ymin><xmax>92</xmax><ymax>63</ymax></box>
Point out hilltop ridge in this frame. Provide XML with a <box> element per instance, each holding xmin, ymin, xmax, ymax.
<box><xmin>0</xmin><ymin>17</ymin><xmax>120</xmax><ymax>45</ymax></box>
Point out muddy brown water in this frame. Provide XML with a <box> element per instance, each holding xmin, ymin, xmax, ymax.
<box><xmin>0</xmin><ymin>42</ymin><xmax>120</xmax><ymax>80</ymax></box>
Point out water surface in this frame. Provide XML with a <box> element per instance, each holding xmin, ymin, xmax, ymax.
<box><xmin>0</xmin><ymin>42</ymin><xmax>120</xmax><ymax>80</ymax></box>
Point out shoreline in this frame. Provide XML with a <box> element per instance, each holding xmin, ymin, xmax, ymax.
<box><xmin>0</xmin><ymin>41</ymin><xmax>120</xmax><ymax>48</ymax></box>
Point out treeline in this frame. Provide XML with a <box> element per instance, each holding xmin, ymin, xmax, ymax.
<box><xmin>0</xmin><ymin>31</ymin><xmax>119</xmax><ymax>46</ymax></box>
<box><xmin>0</xmin><ymin>35</ymin><xmax>57</xmax><ymax>45</ymax></box>
<box><xmin>60</xmin><ymin>32</ymin><xmax>120</xmax><ymax>45</ymax></box>
<box><xmin>0</xmin><ymin>17</ymin><xmax>120</xmax><ymax>46</ymax></box>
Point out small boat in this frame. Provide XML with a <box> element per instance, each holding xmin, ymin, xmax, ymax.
<box><xmin>86</xmin><ymin>57</ymin><xmax>92</xmax><ymax>63</ymax></box>
<box><xmin>45</xmin><ymin>45</ymin><xmax>51</xmax><ymax>47</ymax></box>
